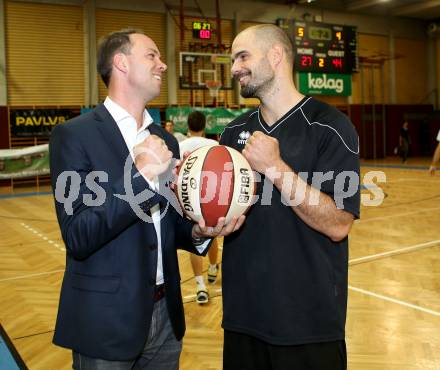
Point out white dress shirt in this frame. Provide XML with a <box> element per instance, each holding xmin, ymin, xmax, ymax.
<box><xmin>104</xmin><ymin>97</ymin><xmax>165</xmax><ymax>284</ymax></box>
<box><xmin>104</xmin><ymin>97</ymin><xmax>211</xmax><ymax>285</ymax></box>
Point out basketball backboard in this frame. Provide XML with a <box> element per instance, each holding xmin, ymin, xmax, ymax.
<box><xmin>179</xmin><ymin>52</ymin><xmax>233</xmax><ymax>90</ymax></box>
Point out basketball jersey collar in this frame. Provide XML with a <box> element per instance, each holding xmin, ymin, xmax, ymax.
<box><xmin>257</xmin><ymin>96</ymin><xmax>311</xmax><ymax>134</ymax></box>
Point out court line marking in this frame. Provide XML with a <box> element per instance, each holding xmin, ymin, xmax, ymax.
<box><xmin>348</xmin><ymin>285</ymin><xmax>440</xmax><ymax>317</ymax></box>
<box><xmin>385</xmin><ymin>177</ymin><xmax>440</xmax><ymax>183</ymax></box>
<box><xmin>183</xmin><ymin>284</ymin><xmax>440</xmax><ymax>317</ymax></box>
<box><xmin>349</xmin><ymin>240</ymin><xmax>440</xmax><ymax>265</ymax></box>
<box><xmin>13</xmin><ymin>330</ymin><xmax>54</xmax><ymax>341</ymax></box>
<box><xmin>2</xmin><ymin>249</ymin><xmax>438</xmax><ymax>317</ymax></box>
<box><xmin>182</xmin><ymin>240</ymin><xmax>440</xmax><ymax>309</ymax></box>
<box><xmin>357</xmin><ymin>207</ymin><xmax>440</xmax><ymax>223</ymax></box>
<box><xmin>0</xmin><ymin>270</ymin><xmax>64</xmax><ymax>283</ymax></box>
<box><xmin>0</xmin><ymin>191</ymin><xmax>52</xmax><ymax>200</ymax></box>
<box><xmin>3</xmin><ymin>234</ymin><xmax>438</xmax><ymax>317</ymax></box>
<box><xmin>20</xmin><ymin>223</ymin><xmax>65</xmax><ymax>252</ymax></box>
<box><xmin>360</xmin><ymin>164</ymin><xmax>429</xmax><ymax>170</ymax></box>
<box><xmin>3</xmin><ymin>239</ymin><xmax>435</xmax><ymax>283</ymax></box>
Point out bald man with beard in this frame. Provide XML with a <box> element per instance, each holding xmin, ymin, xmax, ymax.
<box><xmin>219</xmin><ymin>24</ymin><xmax>360</xmax><ymax>370</ymax></box>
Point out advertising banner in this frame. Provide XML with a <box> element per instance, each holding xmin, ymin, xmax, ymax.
<box><xmin>298</xmin><ymin>73</ymin><xmax>352</xmax><ymax>96</ymax></box>
<box><xmin>10</xmin><ymin>108</ymin><xmax>78</xmax><ymax>137</ymax></box>
<box><xmin>0</xmin><ymin>144</ymin><xmax>49</xmax><ymax>179</ymax></box>
<box><xmin>166</xmin><ymin>107</ymin><xmax>251</xmax><ymax>134</ymax></box>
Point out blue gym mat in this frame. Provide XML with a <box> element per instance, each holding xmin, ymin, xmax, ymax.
<box><xmin>0</xmin><ymin>323</ymin><xmax>28</xmax><ymax>370</ymax></box>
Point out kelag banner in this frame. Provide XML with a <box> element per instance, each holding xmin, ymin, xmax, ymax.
<box><xmin>166</xmin><ymin>107</ymin><xmax>251</xmax><ymax>134</ymax></box>
<box><xmin>0</xmin><ymin>144</ymin><xmax>49</xmax><ymax>179</ymax></box>
<box><xmin>298</xmin><ymin>73</ymin><xmax>352</xmax><ymax>96</ymax></box>
<box><xmin>10</xmin><ymin>108</ymin><xmax>78</xmax><ymax>137</ymax></box>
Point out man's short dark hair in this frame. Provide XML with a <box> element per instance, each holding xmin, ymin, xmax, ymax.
<box><xmin>96</xmin><ymin>28</ymin><xmax>142</xmax><ymax>87</ymax></box>
<box><xmin>243</xmin><ymin>24</ymin><xmax>295</xmax><ymax>68</ymax></box>
<box><xmin>187</xmin><ymin>111</ymin><xmax>206</xmax><ymax>133</ymax></box>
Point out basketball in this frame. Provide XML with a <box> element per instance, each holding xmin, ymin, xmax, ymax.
<box><xmin>175</xmin><ymin>145</ymin><xmax>255</xmax><ymax>226</ymax></box>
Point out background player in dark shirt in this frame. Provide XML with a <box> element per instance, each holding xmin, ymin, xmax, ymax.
<box><xmin>220</xmin><ymin>24</ymin><xmax>360</xmax><ymax>370</ymax></box>
<box><xmin>399</xmin><ymin>120</ymin><xmax>410</xmax><ymax>163</ymax></box>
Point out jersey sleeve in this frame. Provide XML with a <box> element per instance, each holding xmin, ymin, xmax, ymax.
<box><xmin>219</xmin><ymin>125</ymin><xmax>232</xmax><ymax>146</ymax></box>
<box><xmin>313</xmin><ymin>119</ymin><xmax>360</xmax><ymax>219</ymax></box>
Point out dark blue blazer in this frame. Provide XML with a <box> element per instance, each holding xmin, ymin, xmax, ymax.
<box><xmin>49</xmin><ymin>104</ymin><xmax>204</xmax><ymax>360</ymax></box>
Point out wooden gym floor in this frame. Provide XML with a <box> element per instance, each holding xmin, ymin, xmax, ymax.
<box><xmin>0</xmin><ymin>157</ymin><xmax>439</xmax><ymax>369</ymax></box>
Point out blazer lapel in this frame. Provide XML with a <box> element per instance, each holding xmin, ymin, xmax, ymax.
<box><xmin>147</xmin><ymin>122</ymin><xmax>165</xmax><ymax>140</ymax></box>
<box><xmin>94</xmin><ymin>105</ymin><xmax>171</xmax><ymax>249</ymax></box>
<box><xmin>94</xmin><ymin>104</ymin><xmax>130</xmax><ymax>166</ymax></box>
<box><xmin>147</xmin><ymin>123</ymin><xmax>175</xmax><ymax>247</ymax></box>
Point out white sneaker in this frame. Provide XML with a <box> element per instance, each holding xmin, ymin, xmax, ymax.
<box><xmin>207</xmin><ymin>264</ymin><xmax>218</xmax><ymax>284</ymax></box>
<box><xmin>196</xmin><ymin>288</ymin><xmax>209</xmax><ymax>304</ymax></box>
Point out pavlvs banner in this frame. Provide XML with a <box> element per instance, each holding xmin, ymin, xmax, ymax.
<box><xmin>10</xmin><ymin>108</ymin><xmax>79</xmax><ymax>137</ymax></box>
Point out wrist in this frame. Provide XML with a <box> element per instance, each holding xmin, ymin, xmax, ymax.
<box><xmin>191</xmin><ymin>226</ymin><xmax>207</xmax><ymax>245</ymax></box>
<box><xmin>270</xmin><ymin>159</ymin><xmax>292</xmax><ymax>187</ymax></box>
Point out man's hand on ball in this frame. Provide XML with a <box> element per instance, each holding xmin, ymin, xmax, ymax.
<box><xmin>134</xmin><ymin>135</ymin><xmax>172</xmax><ymax>180</ymax></box>
<box><xmin>170</xmin><ymin>151</ymin><xmax>191</xmax><ymax>191</ymax></box>
<box><xmin>242</xmin><ymin>131</ymin><xmax>282</xmax><ymax>174</ymax></box>
<box><xmin>192</xmin><ymin>216</ymin><xmax>246</xmax><ymax>238</ymax></box>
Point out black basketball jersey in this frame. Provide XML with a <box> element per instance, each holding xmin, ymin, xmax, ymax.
<box><xmin>219</xmin><ymin>96</ymin><xmax>360</xmax><ymax>345</ymax></box>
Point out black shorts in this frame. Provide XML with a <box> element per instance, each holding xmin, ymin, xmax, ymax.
<box><xmin>223</xmin><ymin>330</ymin><xmax>346</xmax><ymax>370</ymax></box>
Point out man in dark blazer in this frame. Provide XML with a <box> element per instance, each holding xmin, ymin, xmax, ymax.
<box><xmin>49</xmin><ymin>29</ymin><xmax>244</xmax><ymax>370</ymax></box>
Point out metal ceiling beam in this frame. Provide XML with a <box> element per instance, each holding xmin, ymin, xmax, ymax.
<box><xmin>392</xmin><ymin>0</ymin><xmax>440</xmax><ymax>16</ymax></box>
<box><xmin>166</xmin><ymin>4</ymin><xmax>201</xmax><ymax>13</ymax></box>
<box><xmin>347</xmin><ymin>0</ymin><xmax>389</xmax><ymax>11</ymax></box>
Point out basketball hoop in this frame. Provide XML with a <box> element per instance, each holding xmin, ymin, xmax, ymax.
<box><xmin>205</xmin><ymin>80</ymin><xmax>222</xmax><ymax>98</ymax></box>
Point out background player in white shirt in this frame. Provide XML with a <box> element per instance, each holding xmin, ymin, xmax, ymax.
<box><xmin>179</xmin><ymin>111</ymin><xmax>220</xmax><ymax>304</ymax></box>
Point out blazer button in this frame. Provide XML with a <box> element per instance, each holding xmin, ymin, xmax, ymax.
<box><xmin>149</xmin><ymin>244</ymin><xmax>157</xmax><ymax>251</ymax></box>
<box><xmin>149</xmin><ymin>278</ymin><xmax>155</xmax><ymax>286</ymax></box>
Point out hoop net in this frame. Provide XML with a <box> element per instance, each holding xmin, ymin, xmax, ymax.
<box><xmin>205</xmin><ymin>80</ymin><xmax>222</xmax><ymax>98</ymax></box>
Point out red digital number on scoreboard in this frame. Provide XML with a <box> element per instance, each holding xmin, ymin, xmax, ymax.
<box><xmin>332</xmin><ymin>58</ymin><xmax>343</xmax><ymax>69</ymax></box>
<box><xmin>199</xmin><ymin>29</ymin><xmax>211</xmax><ymax>39</ymax></box>
<box><xmin>300</xmin><ymin>56</ymin><xmax>313</xmax><ymax>67</ymax></box>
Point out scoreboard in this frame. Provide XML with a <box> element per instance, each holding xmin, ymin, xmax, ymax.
<box><xmin>192</xmin><ymin>21</ymin><xmax>212</xmax><ymax>40</ymax></box>
<box><xmin>278</xmin><ymin>19</ymin><xmax>358</xmax><ymax>74</ymax></box>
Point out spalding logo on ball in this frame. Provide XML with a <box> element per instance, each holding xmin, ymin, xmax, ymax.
<box><xmin>176</xmin><ymin>145</ymin><xmax>255</xmax><ymax>226</ymax></box>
